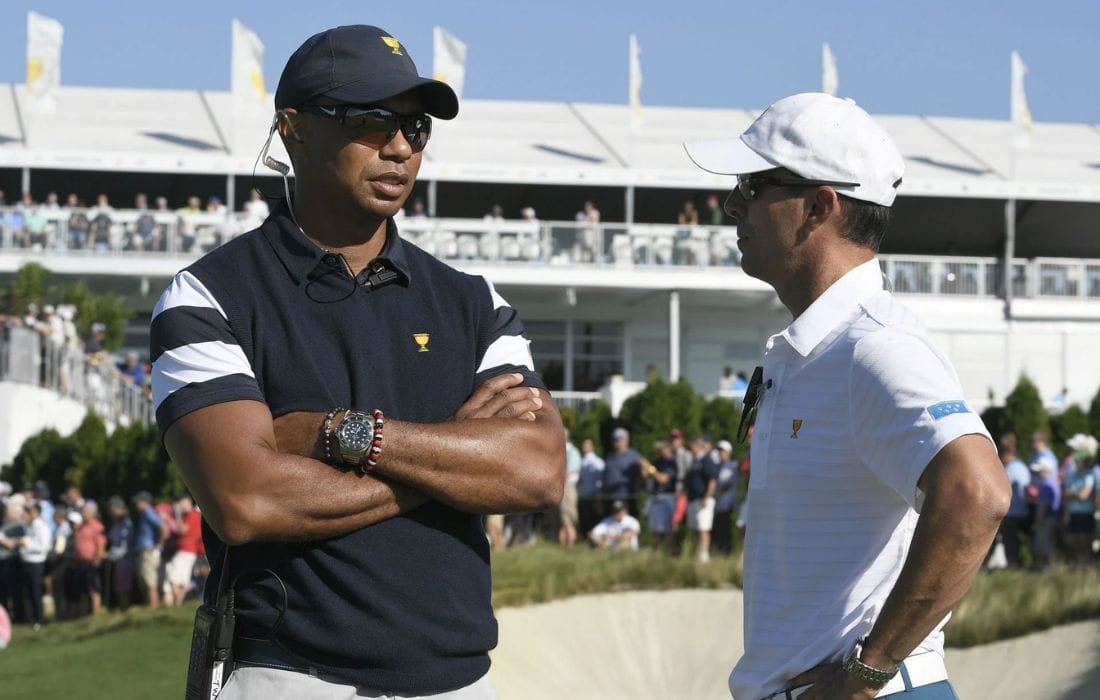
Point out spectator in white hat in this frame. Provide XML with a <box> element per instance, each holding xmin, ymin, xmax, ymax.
<box><xmin>1062</xmin><ymin>433</ymin><xmax>1097</xmax><ymax>567</ymax></box>
<box><xmin>685</xmin><ymin>93</ymin><xmax>1009</xmax><ymax>699</ymax></box>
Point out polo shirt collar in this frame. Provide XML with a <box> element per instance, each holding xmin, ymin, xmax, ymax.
<box><xmin>263</xmin><ymin>199</ymin><xmax>413</xmax><ymax>287</ymax></box>
<box><xmin>781</xmin><ymin>258</ymin><xmax>885</xmax><ymax>357</ymax></box>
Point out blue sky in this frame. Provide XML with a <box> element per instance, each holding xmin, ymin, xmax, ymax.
<box><xmin>2</xmin><ymin>0</ymin><xmax>1098</xmax><ymax>123</ymax></box>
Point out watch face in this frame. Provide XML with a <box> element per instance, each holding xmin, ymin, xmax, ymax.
<box><xmin>338</xmin><ymin>419</ymin><xmax>372</xmax><ymax>451</ymax></box>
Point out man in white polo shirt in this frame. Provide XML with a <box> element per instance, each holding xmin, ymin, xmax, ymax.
<box><xmin>684</xmin><ymin>93</ymin><xmax>1010</xmax><ymax>700</ymax></box>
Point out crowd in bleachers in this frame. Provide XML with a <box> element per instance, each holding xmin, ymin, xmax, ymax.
<box><xmin>0</xmin><ymin>483</ymin><xmax>207</xmax><ymax>630</ymax></box>
<box><xmin>0</xmin><ymin>189</ymin><xmax>270</xmax><ymax>255</ymax></box>
<box><xmin>0</xmin><ymin>189</ymin><xmax>744</xmax><ymax>267</ymax></box>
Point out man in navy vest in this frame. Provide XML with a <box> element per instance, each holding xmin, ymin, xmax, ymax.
<box><xmin>153</xmin><ymin>25</ymin><xmax>563</xmax><ymax>698</ymax></box>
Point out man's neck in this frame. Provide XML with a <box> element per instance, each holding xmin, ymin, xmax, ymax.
<box><xmin>293</xmin><ymin>194</ymin><xmax>390</xmax><ymax>276</ymax></box>
<box><xmin>775</xmin><ymin>249</ymin><xmax>876</xmax><ymax>319</ymax></box>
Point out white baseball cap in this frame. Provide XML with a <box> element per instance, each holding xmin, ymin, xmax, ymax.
<box><xmin>683</xmin><ymin>92</ymin><xmax>905</xmax><ymax>207</ymax></box>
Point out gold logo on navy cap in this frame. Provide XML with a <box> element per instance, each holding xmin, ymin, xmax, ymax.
<box><xmin>381</xmin><ymin>36</ymin><xmax>403</xmax><ymax>56</ymax></box>
<box><xmin>413</xmin><ymin>332</ymin><xmax>430</xmax><ymax>352</ymax></box>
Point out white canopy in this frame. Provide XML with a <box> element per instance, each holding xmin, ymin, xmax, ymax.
<box><xmin>2</xmin><ymin>84</ymin><xmax>1100</xmax><ymax>201</ymax></box>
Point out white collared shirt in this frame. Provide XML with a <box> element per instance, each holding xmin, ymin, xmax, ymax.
<box><xmin>730</xmin><ymin>258</ymin><xmax>991</xmax><ymax>700</ymax></box>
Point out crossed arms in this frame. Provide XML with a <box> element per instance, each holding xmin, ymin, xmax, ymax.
<box><xmin>164</xmin><ymin>373</ymin><xmax>564</xmax><ymax>545</ymax></box>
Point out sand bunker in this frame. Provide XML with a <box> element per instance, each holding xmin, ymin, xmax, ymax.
<box><xmin>490</xmin><ymin>589</ymin><xmax>1100</xmax><ymax>699</ymax></box>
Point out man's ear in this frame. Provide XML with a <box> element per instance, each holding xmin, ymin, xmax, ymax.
<box><xmin>806</xmin><ymin>185</ymin><xmax>842</xmax><ymax>231</ymax></box>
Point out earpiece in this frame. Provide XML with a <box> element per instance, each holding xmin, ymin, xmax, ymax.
<box><xmin>259</xmin><ymin>114</ymin><xmax>291</xmax><ymax>175</ymax></box>
<box><xmin>280</xmin><ymin>110</ymin><xmax>304</xmax><ymax>143</ymax></box>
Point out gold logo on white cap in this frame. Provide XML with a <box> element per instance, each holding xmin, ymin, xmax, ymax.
<box><xmin>381</xmin><ymin>37</ymin><xmax>403</xmax><ymax>56</ymax></box>
<box><xmin>790</xmin><ymin>419</ymin><xmax>803</xmax><ymax>439</ymax></box>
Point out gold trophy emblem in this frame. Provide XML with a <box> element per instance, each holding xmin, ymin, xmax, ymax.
<box><xmin>790</xmin><ymin>419</ymin><xmax>803</xmax><ymax>439</ymax></box>
<box><xmin>381</xmin><ymin>36</ymin><xmax>403</xmax><ymax>55</ymax></box>
<box><xmin>413</xmin><ymin>333</ymin><xmax>430</xmax><ymax>352</ymax></box>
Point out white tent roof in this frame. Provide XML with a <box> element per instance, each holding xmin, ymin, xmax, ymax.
<box><xmin>3</xmin><ymin>84</ymin><xmax>1100</xmax><ymax>201</ymax></box>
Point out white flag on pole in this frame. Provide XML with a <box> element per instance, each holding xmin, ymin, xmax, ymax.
<box><xmin>27</xmin><ymin>11</ymin><xmax>63</xmax><ymax>114</ymax></box>
<box><xmin>232</xmin><ymin>19</ymin><xmax>267</xmax><ymax>117</ymax></box>
<box><xmin>1010</xmin><ymin>50</ymin><xmax>1032</xmax><ymax>148</ymax></box>
<box><xmin>822</xmin><ymin>43</ymin><xmax>838</xmax><ymax>96</ymax></box>
<box><xmin>629</xmin><ymin>34</ymin><xmax>643</xmax><ymax>135</ymax></box>
<box><xmin>433</xmin><ymin>26</ymin><xmax>467</xmax><ymax>100</ymax></box>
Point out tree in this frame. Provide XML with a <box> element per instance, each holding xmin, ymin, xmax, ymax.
<box><xmin>62</xmin><ymin>282</ymin><xmax>132</xmax><ymax>351</ymax></box>
<box><xmin>1004</xmin><ymin>374</ymin><xmax>1049</xmax><ymax>450</ymax></box>
<box><xmin>1050</xmin><ymin>405</ymin><xmax>1091</xmax><ymax>459</ymax></box>
<box><xmin>700</xmin><ymin>396</ymin><xmax>745</xmax><ymax>459</ymax></box>
<box><xmin>65</xmin><ymin>413</ymin><xmax>109</xmax><ymax>492</ymax></box>
<box><xmin>979</xmin><ymin>406</ymin><xmax>1013</xmax><ymax>449</ymax></box>
<box><xmin>1090</xmin><ymin>386</ymin><xmax>1100</xmax><ymax>439</ymax></box>
<box><xmin>6</xmin><ymin>262</ymin><xmax>49</xmax><ymax>314</ymax></box>
<box><xmin>573</xmin><ymin>401</ymin><xmax>612</xmax><ymax>455</ymax></box>
<box><xmin>8</xmin><ymin>428</ymin><xmax>74</xmax><ymax>495</ymax></box>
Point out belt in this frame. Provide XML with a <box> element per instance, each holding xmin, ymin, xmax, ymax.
<box><xmin>234</xmin><ymin>636</ymin><xmax>315</xmax><ymax>675</ymax></box>
<box><xmin>767</xmin><ymin>651</ymin><xmax>949</xmax><ymax>699</ymax></box>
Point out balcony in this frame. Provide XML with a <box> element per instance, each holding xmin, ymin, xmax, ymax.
<box><xmin>1</xmin><ymin>207</ymin><xmax>1098</xmax><ymax>302</ymax></box>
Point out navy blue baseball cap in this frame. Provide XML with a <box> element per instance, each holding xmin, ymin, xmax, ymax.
<box><xmin>275</xmin><ymin>25</ymin><xmax>459</xmax><ymax>119</ymax></box>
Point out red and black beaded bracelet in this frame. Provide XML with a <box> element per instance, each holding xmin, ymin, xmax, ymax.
<box><xmin>359</xmin><ymin>409</ymin><xmax>385</xmax><ymax>475</ymax></box>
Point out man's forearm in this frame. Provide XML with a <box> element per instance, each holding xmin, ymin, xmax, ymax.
<box><xmin>271</xmin><ymin>388</ymin><xmax>563</xmax><ymax>514</ymax></box>
<box><xmin>861</xmin><ymin>439</ymin><xmax>1009</xmax><ymax>669</ymax></box>
<box><xmin>376</xmin><ymin>405</ymin><xmax>565</xmax><ymax>513</ymax></box>
<box><xmin>166</xmin><ymin>403</ymin><xmax>429</xmax><ymax>546</ymax></box>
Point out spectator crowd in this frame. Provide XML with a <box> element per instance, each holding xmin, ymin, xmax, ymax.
<box><xmin>993</xmin><ymin>430</ymin><xmax>1100</xmax><ymax>571</ymax></box>
<box><xmin>0</xmin><ymin>189</ymin><xmax>270</xmax><ymax>255</ymax></box>
<box><xmin>3</xmin><ymin>410</ymin><xmax>1095</xmax><ymax>635</ymax></box>
<box><xmin>0</xmin><ymin>482</ymin><xmax>207</xmax><ymax>631</ymax></box>
<box><xmin>491</xmin><ymin>426</ymin><xmax>748</xmax><ymax>563</ymax></box>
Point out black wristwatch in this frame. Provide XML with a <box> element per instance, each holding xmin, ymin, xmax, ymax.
<box><xmin>333</xmin><ymin>410</ymin><xmax>376</xmax><ymax>467</ymax></box>
<box><xmin>841</xmin><ymin>637</ymin><xmax>900</xmax><ymax>688</ymax></box>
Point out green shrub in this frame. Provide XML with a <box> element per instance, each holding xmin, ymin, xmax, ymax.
<box><xmin>9</xmin><ymin>419</ymin><xmax>175</xmax><ymax>501</ymax></box>
<box><xmin>1050</xmin><ymin>405</ymin><xmax>1091</xmax><ymax>458</ymax></box>
<box><xmin>1089</xmin><ymin>387</ymin><xmax>1100</xmax><ymax>440</ymax></box>
<box><xmin>1005</xmin><ymin>375</ymin><xmax>1049</xmax><ymax>449</ymax></box>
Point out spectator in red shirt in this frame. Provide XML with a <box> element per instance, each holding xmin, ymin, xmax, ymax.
<box><xmin>72</xmin><ymin>502</ymin><xmax>107</xmax><ymax>616</ymax></box>
<box><xmin>166</xmin><ymin>494</ymin><xmax>203</xmax><ymax>606</ymax></box>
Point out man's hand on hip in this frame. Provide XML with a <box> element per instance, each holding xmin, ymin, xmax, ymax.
<box><xmin>789</xmin><ymin>663</ymin><xmax>879</xmax><ymax>700</ymax></box>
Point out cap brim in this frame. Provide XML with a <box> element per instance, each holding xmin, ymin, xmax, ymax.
<box><xmin>323</xmin><ymin>75</ymin><xmax>459</xmax><ymax>119</ymax></box>
<box><xmin>683</xmin><ymin>137</ymin><xmax>777</xmax><ymax>176</ymax></box>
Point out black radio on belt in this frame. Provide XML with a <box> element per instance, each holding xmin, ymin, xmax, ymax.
<box><xmin>185</xmin><ymin>547</ymin><xmax>235</xmax><ymax>700</ymax></box>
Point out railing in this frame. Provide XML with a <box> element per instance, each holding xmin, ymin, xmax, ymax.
<box><xmin>551</xmin><ymin>391</ymin><xmax>603</xmax><ymax>412</ymax></box>
<box><xmin>0</xmin><ymin>325</ymin><xmax>154</xmax><ymax>428</ymax></box>
<box><xmin>3</xmin><ymin>207</ymin><xmax>1099</xmax><ymax>300</ymax></box>
<box><xmin>880</xmin><ymin>255</ymin><xmax>1100</xmax><ymax>300</ymax></box>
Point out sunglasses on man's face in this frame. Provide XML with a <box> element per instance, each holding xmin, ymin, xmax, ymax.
<box><xmin>723</xmin><ymin>173</ymin><xmax>860</xmax><ymax>217</ymax></box>
<box><xmin>298</xmin><ymin>104</ymin><xmax>433</xmax><ymax>153</ymax></box>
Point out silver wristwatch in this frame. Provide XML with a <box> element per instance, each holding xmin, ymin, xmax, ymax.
<box><xmin>334</xmin><ymin>410</ymin><xmax>375</xmax><ymax>467</ymax></box>
<box><xmin>841</xmin><ymin>637</ymin><xmax>900</xmax><ymax>688</ymax></box>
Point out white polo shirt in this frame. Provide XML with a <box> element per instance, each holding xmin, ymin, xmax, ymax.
<box><xmin>729</xmin><ymin>259</ymin><xmax>991</xmax><ymax>700</ymax></box>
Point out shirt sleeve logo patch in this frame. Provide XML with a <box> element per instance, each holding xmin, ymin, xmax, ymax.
<box><xmin>927</xmin><ymin>401</ymin><xmax>970</xmax><ymax>421</ymax></box>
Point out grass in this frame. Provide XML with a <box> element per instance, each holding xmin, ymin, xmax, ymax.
<box><xmin>491</xmin><ymin>544</ymin><xmax>742</xmax><ymax>607</ymax></box>
<box><xmin>948</xmin><ymin>565</ymin><xmax>1100</xmax><ymax>647</ymax></box>
<box><xmin>2</xmin><ymin>547</ymin><xmax>1098</xmax><ymax>699</ymax></box>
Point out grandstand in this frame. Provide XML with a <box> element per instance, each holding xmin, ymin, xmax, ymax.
<box><xmin>1</xmin><ymin>83</ymin><xmax>1100</xmax><ymax>411</ymax></box>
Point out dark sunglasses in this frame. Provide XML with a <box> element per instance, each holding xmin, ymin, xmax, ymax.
<box><xmin>724</xmin><ymin>173</ymin><xmax>860</xmax><ymax>216</ymax></box>
<box><xmin>298</xmin><ymin>104</ymin><xmax>433</xmax><ymax>153</ymax></box>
